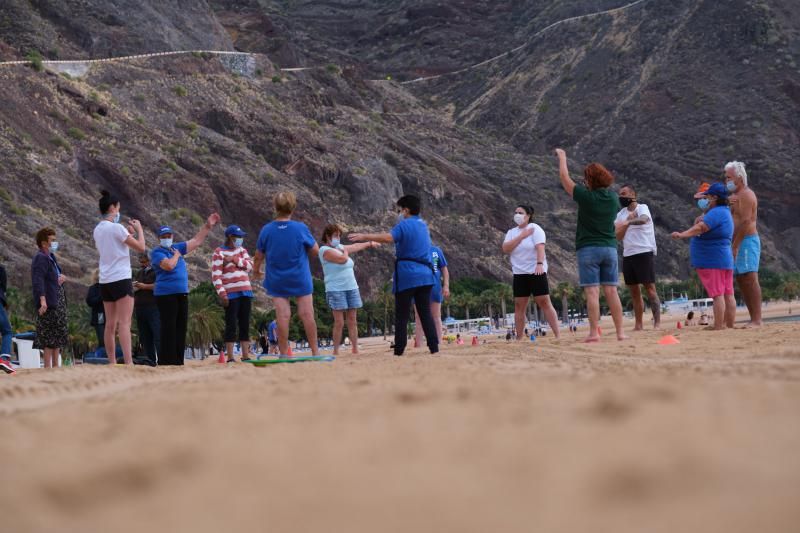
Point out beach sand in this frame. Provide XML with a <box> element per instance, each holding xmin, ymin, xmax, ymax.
<box><xmin>1</xmin><ymin>310</ymin><xmax>799</xmax><ymax>533</ymax></box>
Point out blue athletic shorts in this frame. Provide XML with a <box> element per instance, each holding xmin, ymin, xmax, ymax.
<box><xmin>577</xmin><ymin>246</ymin><xmax>619</xmax><ymax>287</ymax></box>
<box><xmin>734</xmin><ymin>234</ymin><xmax>760</xmax><ymax>275</ymax></box>
<box><xmin>326</xmin><ymin>289</ymin><xmax>363</xmax><ymax>311</ymax></box>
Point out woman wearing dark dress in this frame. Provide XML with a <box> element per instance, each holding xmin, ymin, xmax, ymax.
<box><xmin>31</xmin><ymin>227</ymin><xmax>68</xmax><ymax>368</ymax></box>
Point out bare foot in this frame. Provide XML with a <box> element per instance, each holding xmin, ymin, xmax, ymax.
<box><xmin>351</xmin><ymin>349</ymin><xmax>359</xmax><ymax>355</ymax></box>
<box><xmin>617</xmin><ymin>334</ymin><xmax>629</xmax><ymax>341</ymax></box>
<box><xmin>584</xmin><ymin>336</ymin><xmax>600</xmax><ymax>343</ymax></box>
<box><xmin>633</xmin><ymin>326</ymin><xmax>643</xmax><ymax>332</ymax></box>
<box><xmin>653</xmin><ymin>324</ymin><xmax>661</xmax><ymax>330</ymax></box>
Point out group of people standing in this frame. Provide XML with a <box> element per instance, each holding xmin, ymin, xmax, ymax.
<box><xmin>671</xmin><ymin>161</ymin><xmax>762</xmax><ymax>330</ymax></box>
<box><xmin>12</xmin><ymin>149</ymin><xmax>764</xmax><ymax>367</ymax></box>
<box><xmin>501</xmin><ymin>150</ymin><xmax>762</xmax><ymax>343</ymax></box>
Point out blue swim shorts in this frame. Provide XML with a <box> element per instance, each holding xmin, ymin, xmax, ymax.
<box><xmin>734</xmin><ymin>234</ymin><xmax>760</xmax><ymax>275</ymax></box>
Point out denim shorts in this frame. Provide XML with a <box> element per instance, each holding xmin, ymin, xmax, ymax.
<box><xmin>577</xmin><ymin>246</ymin><xmax>619</xmax><ymax>287</ymax></box>
<box><xmin>326</xmin><ymin>289</ymin><xmax>363</xmax><ymax>311</ymax></box>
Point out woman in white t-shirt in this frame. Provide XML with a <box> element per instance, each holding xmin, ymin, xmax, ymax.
<box><xmin>501</xmin><ymin>205</ymin><xmax>560</xmax><ymax>340</ymax></box>
<box><xmin>92</xmin><ymin>190</ymin><xmax>146</xmax><ymax>365</ymax></box>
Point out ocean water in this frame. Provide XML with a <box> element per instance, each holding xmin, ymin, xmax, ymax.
<box><xmin>764</xmin><ymin>315</ymin><xmax>800</xmax><ymax>323</ymax></box>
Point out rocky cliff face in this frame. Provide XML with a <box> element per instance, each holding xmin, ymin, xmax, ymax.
<box><xmin>0</xmin><ymin>0</ymin><xmax>798</xmax><ymax>300</ymax></box>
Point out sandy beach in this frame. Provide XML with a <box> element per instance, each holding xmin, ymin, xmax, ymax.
<box><xmin>1</xmin><ymin>309</ymin><xmax>799</xmax><ymax>533</ymax></box>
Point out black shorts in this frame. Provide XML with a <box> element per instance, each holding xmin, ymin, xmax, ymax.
<box><xmin>513</xmin><ymin>273</ymin><xmax>550</xmax><ymax>298</ymax></box>
<box><xmin>622</xmin><ymin>252</ymin><xmax>656</xmax><ymax>286</ymax></box>
<box><xmin>100</xmin><ymin>279</ymin><xmax>134</xmax><ymax>302</ymax></box>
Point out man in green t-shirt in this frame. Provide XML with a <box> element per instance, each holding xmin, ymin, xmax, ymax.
<box><xmin>555</xmin><ymin>148</ymin><xmax>627</xmax><ymax>343</ymax></box>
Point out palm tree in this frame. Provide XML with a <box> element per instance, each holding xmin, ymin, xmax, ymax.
<box><xmin>780</xmin><ymin>280</ymin><xmax>799</xmax><ymax>302</ymax></box>
<box><xmin>377</xmin><ymin>281</ymin><xmax>393</xmax><ymax>339</ymax></box>
<box><xmin>495</xmin><ymin>284</ymin><xmax>512</xmax><ymax>326</ymax></box>
<box><xmin>479</xmin><ymin>289</ymin><xmax>495</xmax><ymax>320</ymax></box>
<box><xmin>66</xmin><ymin>303</ymin><xmax>93</xmax><ymax>364</ymax></box>
<box><xmin>553</xmin><ymin>282</ymin><xmax>574</xmax><ymax>324</ymax></box>
<box><xmin>187</xmin><ymin>292</ymin><xmax>224</xmax><ymax>358</ymax></box>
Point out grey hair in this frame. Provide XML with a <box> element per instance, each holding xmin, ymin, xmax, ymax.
<box><xmin>724</xmin><ymin>161</ymin><xmax>748</xmax><ymax>187</ymax></box>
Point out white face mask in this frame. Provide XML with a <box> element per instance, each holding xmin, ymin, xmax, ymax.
<box><xmin>113</xmin><ymin>212</ymin><xmax>121</xmax><ymax>224</ymax></box>
<box><xmin>233</xmin><ymin>238</ymin><xmax>244</xmax><ymax>248</ymax></box>
<box><xmin>513</xmin><ymin>213</ymin><xmax>526</xmax><ymax>226</ymax></box>
<box><xmin>331</xmin><ymin>238</ymin><xmax>341</xmax><ymax>248</ymax></box>
<box><xmin>397</xmin><ymin>212</ymin><xmax>406</xmax><ymax>224</ymax></box>
<box><xmin>49</xmin><ymin>241</ymin><xmax>59</xmax><ymax>253</ymax></box>
<box><xmin>160</xmin><ymin>238</ymin><xmax>173</xmax><ymax>248</ymax></box>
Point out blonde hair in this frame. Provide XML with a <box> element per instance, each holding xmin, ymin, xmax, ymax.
<box><xmin>274</xmin><ymin>191</ymin><xmax>297</xmax><ymax>217</ymax></box>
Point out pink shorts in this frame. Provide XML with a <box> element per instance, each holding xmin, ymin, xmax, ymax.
<box><xmin>696</xmin><ymin>268</ymin><xmax>734</xmax><ymax>298</ymax></box>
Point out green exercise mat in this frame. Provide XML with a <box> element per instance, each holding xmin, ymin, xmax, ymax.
<box><xmin>245</xmin><ymin>356</ymin><xmax>336</xmax><ymax>365</ymax></box>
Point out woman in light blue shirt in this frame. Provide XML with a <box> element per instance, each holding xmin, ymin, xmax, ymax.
<box><xmin>319</xmin><ymin>223</ymin><xmax>379</xmax><ymax>355</ymax></box>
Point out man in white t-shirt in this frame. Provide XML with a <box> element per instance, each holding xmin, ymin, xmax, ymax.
<box><xmin>502</xmin><ymin>205</ymin><xmax>560</xmax><ymax>339</ymax></box>
<box><xmin>614</xmin><ymin>184</ymin><xmax>660</xmax><ymax>330</ymax></box>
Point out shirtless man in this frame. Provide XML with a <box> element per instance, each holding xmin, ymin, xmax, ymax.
<box><xmin>725</xmin><ymin>161</ymin><xmax>761</xmax><ymax>326</ymax></box>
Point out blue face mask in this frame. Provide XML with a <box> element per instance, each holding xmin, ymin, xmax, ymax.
<box><xmin>160</xmin><ymin>238</ymin><xmax>173</xmax><ymax>248</ymax></box>
<box><xmin>233</xmin><ymin>238</ymin><xmax>244</xmax><ymax>248</ymax></box>
<box><xmin>697</xmin><ymin>198</ymin><xmax>710</xmax><ymax>211</ymax></box>
<box><xmin>49</xmin><ymin>241</ymin><xmax>59</xmax><ymax>253</ymax></box>
<box><xmin>726</xmin><ymin>181</ymin><xmax>737</xmax><ymax>192</ymax></box>
<box><xmin>331</xmin><ymin>238</ymin><xmax>341</xmax><ymax>248</ymax></box>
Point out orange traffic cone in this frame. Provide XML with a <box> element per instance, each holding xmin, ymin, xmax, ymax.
<box><xmin>658</xmin><ymin>335</ymin><xmax>680</xmax><ymax>345</ymax></box>
<box><xmin>471</xmin><ymin>336</ymin><xmax>478</xmax><ymax>346</ymax></box>
<box><xmin>677</xmin><ymin>321</ymin><xmax>682</xmax><ymax>329</ymax></box>
<box><xmin>287</xmin><ymin>344</ymin><xmax>293</xmax><ymax>356</ymax></box>
<box><xmin>217</xmin><ymin>352</ymin><xmax>226</xmax><ymax>364</ymax></box>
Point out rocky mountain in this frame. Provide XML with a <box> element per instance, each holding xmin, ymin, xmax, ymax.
<box><xmin>0</xmin><ymin>0</ymin><xmax>798</xmax><ymax>301</ymax></box>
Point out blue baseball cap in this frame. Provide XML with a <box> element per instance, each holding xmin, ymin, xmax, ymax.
<box><xmin>701</xmin><ymin>182</ymin><xmax>729</xmax><ymax>199</ymax></box>
<box><xmin>158</xmin><ymin>225</ymin><xmax>173</xmax><ymax>236</ymax></box>
<box><xmin>224</xmin><ymin>224</ymin><xmax>246</xmax><ymax>237</ymax></box>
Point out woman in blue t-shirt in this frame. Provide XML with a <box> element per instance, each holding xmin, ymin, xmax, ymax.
<box><xmin>318</xmin><ymin>223</ymin><xmax>380</xmax><ymax>356</ymax></box>
<box><xmin>350</xmin><ymin>195</ymin><xmax>439</xmax><ymax>356</ymax></box>
<box><xmin>253</xmin><ymin>192</ymin><xmax>320</xmax><ymax>356</ymax></box>
<box><xmin>151</xmin><ymin>213</ymin><xmax>220</xmax><ymax>365</ymax></box>
<box><xmin>671</xmin><ymin>182</ymin><xmax>735</xmax><ymax>330</ymax></box>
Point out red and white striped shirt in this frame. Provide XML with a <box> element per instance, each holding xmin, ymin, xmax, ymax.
<box><xmin>211</xmin><ymin>246</ymin><xmax>253</xmax><ymax>298</ymax></box>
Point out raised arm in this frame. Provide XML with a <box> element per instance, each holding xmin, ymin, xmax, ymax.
<box><xmin>671</xmin><ymin>220</ymin><xmax>710</xmax><ymax>240</ymax></box>
<box><xmin>555</xmin><ymin>148</ymin><xmax>576</xmax><ymax>197</ymax></box>
<box><xmin>349</xmin><ymin>232</ymin><xmax>394</xmax><ymax>244</ymax></box>
<box><xmin>124</xmin><ymin>219</ymin><xmax>146</xmax><ymax>253</ymax></box>
<box><xmin>344</xmin><ymin>241</ymin><xmax>379</xmax><ymax>254</ymax></box>
<box><xmin>186</xmin><ymin>213</ymin><xmax>221</xmax><ymax>254</ymax></box>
